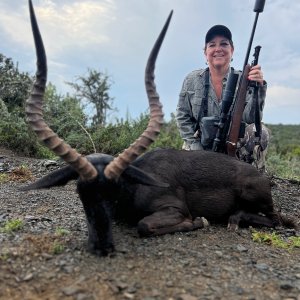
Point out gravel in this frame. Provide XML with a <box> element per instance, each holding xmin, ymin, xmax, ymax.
<box><xmin>0</xmin><ymin>148</ymin><xmax>299</xmax><ymax>300</ymax></box>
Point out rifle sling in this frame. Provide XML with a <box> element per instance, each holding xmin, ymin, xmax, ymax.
<box><xmin>197</xmin><ymin>67</ymin><xmax>210</xmax><ymax>123</ymax></box>
<box><xmin>203</xmin><ymin>68</ymin><xmax>210</xmax><ymax>117</ymax></box>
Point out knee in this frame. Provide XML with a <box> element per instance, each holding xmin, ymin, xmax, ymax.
<box><xmin>137</xmin><ymin>220</ymin><xmax>153</xmax><ymax>237</ymax></box>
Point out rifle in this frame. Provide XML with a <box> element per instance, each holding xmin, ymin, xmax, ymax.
<box><xmin>212</xmin><ymin>0</ymin><xmax>266</xmax><ymax>156</ymax></box>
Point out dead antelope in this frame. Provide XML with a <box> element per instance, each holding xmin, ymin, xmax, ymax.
<box><xmin>23</xmin><ymin>0</ymin><xmax>297</xmax><ymax>256</ymax></box>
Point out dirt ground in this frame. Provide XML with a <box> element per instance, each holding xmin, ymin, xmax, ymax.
<box><xmin>0</xmin><ymin>147</ymin><xmax>299</xmax><ymax>300</ymax></box>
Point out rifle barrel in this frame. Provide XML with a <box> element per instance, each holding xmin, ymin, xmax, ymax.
<box><xmin>243</xmin><ymin>0</ymin><xmax>265</xmax><ymax>67</ymax></box>
<box><xmin>243</xmin><ymin>12</ymin><xmax>259</xmax><ymax>68</ymax></box>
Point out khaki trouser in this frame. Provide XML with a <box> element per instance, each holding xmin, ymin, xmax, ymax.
<box><xmin>182</xmin><ymin>123</ymin><xmax>270</xmax><ymax>172</ymax></box>
<box><xmin>237</xmin><ymin>123</ymin><xmax>269</xmax><ymax>172</ymax></box>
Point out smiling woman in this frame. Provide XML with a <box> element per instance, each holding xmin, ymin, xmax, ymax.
<box><xmin>175</xmin><ymin>23</ymin><xmax>270</xmax><ymax>170</ymax></box>
<box><xmin>204</xmin><ymin>36</ymin><xmax>234</xmax><ymax>100</ymax></box>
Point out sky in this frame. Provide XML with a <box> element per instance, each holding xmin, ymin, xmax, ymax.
<box><xmin>1</xmin><ymin>0</ymin><xmax>299</xmax><ymax>124</ymax></box>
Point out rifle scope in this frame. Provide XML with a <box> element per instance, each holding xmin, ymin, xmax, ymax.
<box><xmin>221</xmin><ymin>73</ymin><xmax>239</xmax><ymax>115</ymax></box>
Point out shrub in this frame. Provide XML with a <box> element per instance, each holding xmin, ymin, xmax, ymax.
<box><xmin>266</xmin><ymin>154</ymin><xmax>300</xmax><ymax>180</ymax></box>
<box><xmin>0</xmin><ymin>219</ymin><xmax>24</xmax><ymax>233</ymax></box>
<box><xmin>252</xmin><ymin>230</ymin><xmax>300</xmax><ymax>250</ymax></box>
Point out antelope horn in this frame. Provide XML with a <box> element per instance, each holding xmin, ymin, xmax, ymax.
<box><xmin>26</xmin><ymin>0</ymin><xmax>97</xmax><ymax>181</ymax></box>
<box><xmin>104</xmin><ymin>10</ymin><xmax>173</xmax><ymax>180</ymax></box>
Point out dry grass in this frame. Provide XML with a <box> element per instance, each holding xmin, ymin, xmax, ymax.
<box><xmin>9</xmin><ymin>166</ymin><xmax>34</xmax><ymax>182</ymax></box>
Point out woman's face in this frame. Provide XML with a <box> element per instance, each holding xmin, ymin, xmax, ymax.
<box><xmin>204</xmin><ymin>35</ymin><xmax>234</xmax><ymax>70</ymax></box>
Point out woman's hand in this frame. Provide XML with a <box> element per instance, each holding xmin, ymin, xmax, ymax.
<box><xmin>248</xmin><ymin>64</ymin><xmax>264</xmax><ymax>85</ymax></box>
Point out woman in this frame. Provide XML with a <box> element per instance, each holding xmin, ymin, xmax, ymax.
<box><xmin>176</xmin><ymin>25</ymin><xmax>269</xmax><ymax>169</ymax></box>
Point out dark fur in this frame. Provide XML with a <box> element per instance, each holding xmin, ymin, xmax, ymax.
<box><xmin>23</xmin><ymin>149</ymin><xmax>298</xmax><ymax>255</ymax></box>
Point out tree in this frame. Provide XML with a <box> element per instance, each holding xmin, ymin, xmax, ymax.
<box><xmin>44</xmin><ymin>83</ymin><xmax>87</xmax><ymax>137</ymax></box>
<box><xmin>67</xmin><ymin>69</ymin><xmax>115</xmax><ymax>127</ymax></box>
<box><xmin>0</xmin><ymin>53</ymin><xmax>33</xmax><ymax>113</ymax></box>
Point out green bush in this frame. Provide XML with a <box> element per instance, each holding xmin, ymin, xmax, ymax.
<box><xmin>151</xmin><ymin>113</ymin><xmax>182</xmax><ymax>150</ymax></box>
<box><xmin>0</xmin><ymin>108</ymin><xmax>56</xmax><ymax>159</ymax></box>
<box><xmin>0</xmin><ymin>98</ymin><xmax>9</xmax><ymax>118</ymax></box>
<box><xmin>0</xmin><ymin>54</ymin><xmax>33</xmax><ymax>112</ymax></box>
<box><xmin>266</xmin><ymin>154</ymin><xmax>300</xmax><ymax>180</ymax></box>
<box><xmin>0</xmin><ymin>113</ymin><xmax>36</xmax><ymax>156</ymax></box>
<box><xmin>0</xmin><ymin>219</ymin><xmax>24</xmax><ymax>233</ymax></box>
<box><xmin>265</xmin><ymin>124</ymin><xmax>300</xmax><ymax>180</ymax></box>
<box><xmin>92</xmin><ymin>115</ymin><xmax>148</xmax><ymax>155</ymax></box>
<box><xmin>91</xmin><ymin>113</ymin><xmax>182</xmax><ymax>156</ymax></box>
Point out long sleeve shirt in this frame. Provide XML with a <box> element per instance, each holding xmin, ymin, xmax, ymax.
<box><xmin>176</xmin><ymin>67</ymin><xmax>267</xmax><ymax>149</ymax></box>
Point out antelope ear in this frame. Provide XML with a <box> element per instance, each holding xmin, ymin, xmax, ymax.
<box><xmin>20</xmin><ymin>166</ymin><xmax>78</xmax><ymax>191</ymax></box>
<box><xmin>123</xmin><ymin>165</ymin><xmax>169</xmax><ymax>188</ymax></box>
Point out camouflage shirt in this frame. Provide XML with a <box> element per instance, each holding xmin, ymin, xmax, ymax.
<box><xmin>176</xmin><ymin>67</ymin><xmax>267</xmax><ymax>149</ymax></box>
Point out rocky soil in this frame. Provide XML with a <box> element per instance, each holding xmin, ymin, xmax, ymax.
<box><xmin>0</xmin><ymin>148</ymin><xmax>299</xmax><ymax>300</ymax></box>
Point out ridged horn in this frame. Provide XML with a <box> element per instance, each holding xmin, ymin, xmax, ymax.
<box><xmin>26</xmin><ymin>0</ymin><xmax>98</xmax><ymax>181</ymax></box>
<box><xmin>104</xmin><ymin>10</ymin><xmax>173</xmax><ymax>180</ymax></box>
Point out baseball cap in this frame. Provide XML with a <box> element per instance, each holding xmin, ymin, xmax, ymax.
<box><xmin>205</xmin><ymin>25</ymin><xmax>232</xmax><ymax>44</ymax></box>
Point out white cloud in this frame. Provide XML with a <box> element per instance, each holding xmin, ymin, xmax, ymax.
<box><xmin>0</xmin><ymin>4</ymin><xmax>30</xmax><ymax>47</ymax></box>
<box><xmin>263</xmin><ymin>84</ymin><xmax>300</xmax><ymax>124</ymax></box>
<box><xmin>40</xmin><ymin>1</ymin><xmax>116</xmax><ymax>45</ymax></box>
<box><xmin>0</xmin><ymin>1</ymin><xmax>116</xmax><ymax>57</ymax></box>
<box><xmin>265</xmin><ymin>85</ymin><xmax>300</xmax><ymax>109</ymax></box>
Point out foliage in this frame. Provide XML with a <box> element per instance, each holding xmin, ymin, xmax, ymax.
<box><xmin>265</xmin><ymin>124</ymin><xmax>300</xmax><ymax>180</ymax></box>
<box><xmin>0</xmin><ymin>219</ymin><xmax>24</xmax><ymax>234</ymax></box>
<box><xmin>252</xmin><ymin>230</ymin><xmax>300</xmax><ymax>251</ymax></box>
<box><xmin>0</xmin><ymin>53</ymin><xmax>32</xmax><ymax>113</ymax></box>
<box><xmin>55</xmin><ymin>227</ymin><xmax>70</xmax><ymax>236</ymax></box>
<box><xmin>9</xmin><ymin>165</ymin><xmax>34</xmax><ymax>182</ymax></box>
<box><xmin>0</xmin><ymin>165</ymin><xmax>34</xmax><ymax>183</ymax></box>
<box><xmin>0</xmin><ymin>53</ymin><xmax>49</xmax><ymax>156</ymax></box>
<box><xmin>92</xmin><ymin>113</ymin><xmax>149</xmax><ymax>155</ymax></box>
<box><xmin>52</xmin><ymin>242</ymin><xmax>65</xmax><ymax>254</ymax></box>
<box><xmin>90</xmin><ymin>113</ymin><xmax>182</xmax><ymax>156</ymax></box>
<box><xmin>266</xmin><ymin>155</ymin><xmax>300</xmax><ymax>180</ymax></box>
<box><xmin>0</xmin><ymin>108</ymin><xmax>55</xmax><ymax>158</ymax></box>
<box><xmin>0</xmin><ymin>79</ymin><xmax>87</xmax><ymax>158</ymax></box>
<box><xmin>0</xmin><ymin>174</ymin><xmax>9</xmax><ymax>183</ymax></box>
<box><xmin>266</xmin><ymin>124</ymin><xmax>300</xmax><ymax>157</ymax></box>
<box><xmin>151</xmin><ymin>113</ymin><xmax>182</xmax><ymax>150</ymax></box>
<box><xmin>0</xmin><ymin>110</ymin><xmax>41</xmax><ymax>156</ymax></box>
<box><xmin>35</xmin><ymin>146</ymin><xmax>57</xmax><ymax>160</ymax></box>
<box><xmin>23</xmin><ymin>234</ymin><xmax>68</xmax><ymax>255</ymax></box>
<box><xmin>44</xmin><ymin>83</ymin><xmax>88</xmax><ymax>139</ymax></box>
<box><xmin>0</xmin><ymin>98</ymin><xmax>9</xmax><ymax>118</ymax></box>
<box><xmin>67</xmin><ymin>68</ymin><xmax>115</xmax><ymax>127</ymax></box>
<box><xmin>0</xmin><ymin>249</ymin><xmax>10</xmax><ymax>261</ymax></box>
<box><xmin>53</xmin><ymin>227</ymin><xmax>70</xmax><ymax>254</ymax></box>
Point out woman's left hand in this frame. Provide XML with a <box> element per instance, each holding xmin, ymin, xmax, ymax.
<box><xmin>248</xmin><ymin>64</ymin><xmax>264</xmax><ymax>85</ymax></box>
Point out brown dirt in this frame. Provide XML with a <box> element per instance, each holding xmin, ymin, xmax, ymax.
<box><xmin>0</xmin><ymin>148</ymin><xmax>299</xmax><ymax>300</ymax></box>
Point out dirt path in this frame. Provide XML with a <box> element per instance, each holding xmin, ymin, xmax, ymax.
<box><xmin>0</xmin><ymin>149</ymin><xmax>299</xmax><ymax>300</ymax></box>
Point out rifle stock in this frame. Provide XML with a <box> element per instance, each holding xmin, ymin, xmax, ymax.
<box><xmin>226</xmin><ymin>64</ymin><xmax>251</xmax><ymax>157</ymax></box>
